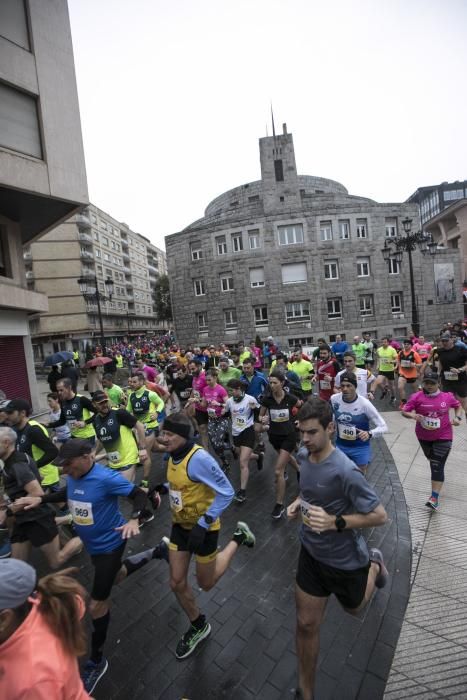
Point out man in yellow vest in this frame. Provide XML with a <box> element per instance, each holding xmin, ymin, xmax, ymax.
<box><xmin>160</xmin><ymin>412</ymin><xmax>256</xmax><ymax>660</ymax></box>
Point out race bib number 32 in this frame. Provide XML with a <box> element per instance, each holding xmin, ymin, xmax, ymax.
<box><xmin>69</xmin><ymin>500</ymin><xmax>94</xmax><ymax>526</ymax></box>
<box><xmin>169</xmin><ymin>489</ymin><xmax>183</xmax><ymax>512</ymax></box>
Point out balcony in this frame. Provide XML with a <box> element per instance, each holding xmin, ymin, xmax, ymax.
<box><xmin>122</xmin><ymin>251</ymin><xmax>130</xmax><ymax>261</ymax></box>
<box><xmin>80</xmin><ymin>249</ymin><xmax>94</xmax><ymax>260</ymax></box>
<box><xmin>121</xmin><ymin>237</ymin><xmax>129</xmax><ymax>249</ymax></box>
<box><xmin>81</xmin><ymin>267</ymin><xmax>94</xmax><ymax>278</ymax></box>
<box><xmin>126</xmin><ymin>294</ymin><xmax>134</xmax><ymax>302</ymax></box>
<box><xmin>148</xmin><ymin>264</ymin><xmax>158</xmax><ymax>275</ymax></box>
<box><xmin>26</xmin><ymin>270</ymin><xmax>34</xmax><ymax>280</ymax></box>
<box><xmin>125</xmin><ymin>279</ymin><xmax>133</xmax><ymax>288</ymax></box>
<box><xmin>123</xmin><ymin>265</ymin><xmax>131</xmax><ymax>274</ymax></box>
<box><xmin>76</xmin><ymin>213</ymin><xmax>91</xmax><ymax>229</ymax></box>
<box><xmin>79</xmin><ymin>232</ymin><xmax>93</xmax><ymax>245</ymax></box>
<box><xmin>23</xmin><ymin>250</ymin><xmax>32</xmax><ymax>260</ymax></box>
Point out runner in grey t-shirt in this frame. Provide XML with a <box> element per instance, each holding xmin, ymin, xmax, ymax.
<box><xmin>287</xmin><ymin>397</ymin><xmax>389</xmax><ymax>700</ymax></box>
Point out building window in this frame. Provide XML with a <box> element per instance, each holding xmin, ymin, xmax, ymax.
<box><xmin>254</xmin><ymin>306</ymin><xmax>268</xmax><ymax>327</ymax></box>
<box><xmin>324</xmin><ymin>260</ymin><xmax>339</xmax><ymax>280</ymax></box>
<box><xmin>288</xmin><ymin>336</ymin><xmax>314</xmax><ymax>348</ymax></box>
<box><xmin>224</xmin><ymin>308</ymin><xmax>238</xmax><ymax>330</ymax></box>
<box><xmin>320</xmin><ymin>221</ymin><xmax>333</xmax><ymax>241</ymax></box>
<box><xmin>93</xmin><ymin>231</ymin><xmax>99</xmax><ymax>241</ymax></box>
<box><xmin>102</xmin><ymin>236</ymin><xmax>109</xmax><ymax>246</ymax></box>
<box><xmin>249</xmin><ymin>268</ymin><xmax>265</xmax><ymax>288</ymax></box>
<box><xmin>248</xmin><ymin>230</ymin><xmax>261</xmax><ymax>249</ymax></box>
<box><xmin>197</xmin><ymin>313</ymin><xmax>208</xmax><ymax>332</ymax></box>
<box><xmin>339</xmin><ymin>220</ymin><xmax>350</xmax><ymax>240</ymax></box>
<box><xmin>391</xmin><ymin>292</ymin><xmax>403</xmax><ymax>313</ymax></box>
<box><xmin>0</xmin><ymin>83</ymin><xmax>42</xmax><ymax>158</ymax></box>
<box><xmin>278</xmin><ymin>224</ymin><xmax>304</xmax><ymax>246</ymax></box>
<box><xmin>327</xmin><ymin>298</ymin><xmax>343</xmax><ymax>319</ymax></box>
<box><xmin>285</xmin><ymin>301</ymin><xmax>311</xmax><ymax>323</ymax></box>
<box><xmin>194</xmin><ymin>279</ymin><xmax>205</xmax><ymax>296</ymax></box>
<box><xmin>281</xmin><ymin>262</ymin><xmax>307</xmax><ymax>285</ymax></box>
<box><xmin>95</xmin><ymin>249</ymin><xmax>101</xmax><ymax>258</ymax></box>
<box><xmin>220</xmin><ymin>274</ymin><xmax>234</xmax><ymax>292</ymax></box>
<box><xmin>356</xmin><ymin>219</ymin><xmax>368</xmax><ymax>238</ymax></box>
<box><xmin>388</xmin><ymin>258</ymin><xmax>401</xmax><ymax>274</ymax></box>
<box><xmin>357</xmin><ymin>257</ymin><xmax>370</xmax><ymax>277</ymax></box>
<box><xmin>444</xmin><ymin>189</ymin><xmax>464</xmax><ymax>201</ymax></box>
<box><xmin>231</xmin><ymin>233</ymin><xmax>243</xmax><ymax>252</ymax></box>
<box><xmin>385</xmin><ymin>218</ymin><xmax>397</xmax><ymax>237</ymax></box>
<box><xmin>104</xmin><ymin>253</ymin><xmax>110</xmax><ymax>262</ymax></box>
<box><xmin>216</xmin><ymin>236</ymin><xmax>227</xmax><ymax>255</ymax></box>
<box><xmin>359</xmin><ymin>294</ymin><xmax>374</xmax><ymax>317</ymax></box>
<box><xmin>191</xmin><ymin>242</ymin><xmax>203</xmax><ymax>261</ymax></box>
<box><xmin>0</xmin><ymin>226</ymin><xmax>12</xmax><ymax>278</ymax></box>
<box><xmin>274</xmin><ymin>159</ymin><xmax>284</xmax><ymax>182</ymax></box>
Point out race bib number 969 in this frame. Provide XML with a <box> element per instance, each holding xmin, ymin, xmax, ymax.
<box><xmin>69</xmin><ymin>500</ymin><xmax>94</xmax><ymax>526</ymax></box>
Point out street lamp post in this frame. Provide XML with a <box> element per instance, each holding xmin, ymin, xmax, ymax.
<box><xmin>381</xmin><ymin>218</ymin><xmax>437</xmax><ymax>337</ymax></box>
<box><xmin>77</xmin><ymin>275</ymin><xmax>114</xmax><ymax>352</ymax></box>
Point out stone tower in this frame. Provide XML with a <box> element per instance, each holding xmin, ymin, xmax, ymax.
<box><xmin>259</xmin><ymin>122</ymin><xmax>300</xmax><ymax>213</ymax></box>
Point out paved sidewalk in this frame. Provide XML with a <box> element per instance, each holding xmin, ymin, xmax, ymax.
<box><xmin>383</xmin><ymin>411</ymin><xmax>467</xmax><ymax>699</ymax></box>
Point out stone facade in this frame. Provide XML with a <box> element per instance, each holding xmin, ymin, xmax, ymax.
<box><xmin>166</xmin><ymin>127</ymin><xmax>464</xmax><ymax>348</ymax></box>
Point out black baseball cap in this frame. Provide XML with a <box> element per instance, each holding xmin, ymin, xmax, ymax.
<box><xmin>422</xmin><ymin>369</ymin><xmax>439</xmax><ymax>383</ymax></box>
<box><xmin>340</xmin><ymin>372</ymin><xmax>357</xmax><ymax>387</ymax></box>
<box><xmin>53</xmin><ymin>438</ymin><xmax>93</xmax><ymax>465</ymax></box>
<box><xmin>92</xmin><ymin>390</ymin><xmax>109</xmax><ymax>403</ymax></box>
<box><xmin>3</xmin><ymin>398</ymin><xmax>31</xmax><ymax>414</ymax></box>
<box><xmin>440</xmin><ymin>333</ymin><xmax>451</xmax><ymax>340</ymax></box>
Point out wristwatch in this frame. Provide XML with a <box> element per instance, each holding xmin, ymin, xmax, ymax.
<box><xmin>335</xmin><ymin>515</ymin><xmax>347</xmax><ymax>532</ymax></box>
<box><xmin>130</xmin><ymin>510</ymin><xmax>141</xmax><ymax>520</ymax></box>
<box><xmin>368</xmin><ymin>431</ymin><xmax>373</xmax><ymax>439</ymax></box>
<box><xmin>204</xmin><ymin>514</ymin><xmax>214</xmax><ymax>525</ymax></box>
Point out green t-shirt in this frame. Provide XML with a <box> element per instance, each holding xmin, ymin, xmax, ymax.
<box><xmin>290</xmin><ymin>359</ymin><xmax>313</xmax><ymax>391</ymax></box>
<box><xmin>106</xmin><ymin>384</ymin><xmax>124</xmax><ymax>407</ymax></box>
<box><xmin>377</xmin><ymin>346</ymin><xmax>398</xmax><ymax>372</ymax></box>
<box><xmin>352</xmin><ymin>343</ymin><xmax>366</xmax><ymax>366</ymax></box>
<box><xmin>217</xmin><ymin>366</ymin><xmax>242</xmax><ymax>390</ymax></box>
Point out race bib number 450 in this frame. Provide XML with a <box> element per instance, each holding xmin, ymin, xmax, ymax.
<box><xmin>338</xmin><ymin>424</ymin><xmax>357</xmax><ymax>441</ymax></box>
<box><xmin>69</xmin><ymin>500</ymin><xmax>94</xmax><ymax>526</ymax></box>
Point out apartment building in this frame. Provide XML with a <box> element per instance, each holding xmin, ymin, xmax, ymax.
<box><xmin>0</xmin><ymin>0</ymin><xmax>88</xmax><ymax>406</ymax></box>
<box><xmin>25</xmin><ymin>203</ymin><xmax>167</xmax><ymax>359</ymax></box>
<box><xmin>166</xmin><ymin>126</ymin><xmax>464</xmax><ymax>348</ymax></box>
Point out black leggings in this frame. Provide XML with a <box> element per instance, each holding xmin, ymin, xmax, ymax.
<box><xmin>418</xmin><ymin>439</ymin><xmax>452</xmax><ymax>482</ymax></box>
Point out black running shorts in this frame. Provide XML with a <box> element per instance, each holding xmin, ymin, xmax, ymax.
<box><xmin>195</xmin><ymin>409</ymin><xmax>209</xmax><ymax>426</ymax></box>
<box><xmin>442</xmin><ymin>381</ymin><xmax>467</xmax><ymax>398</ymax></box>
<box><xmin>90</xmin><ymin>542</ymin><xmax>126</xmax><ymax>601</ymax></box>
<box><xmin>233</xmin><ymin>426</ymin><xmax>256</xmax><ymax>449</ymax></box>
<box><xmin>170</xmin><ymin>523</ymin><xmax>218</xmax><ymax>562</ymax></box>
<box><xmin>268</xmin><ymin>431</ymin><xmax>297</xmax><ymax>454</ymax></box>
<box><xmin>378</xmin><ymin>370</ymin><xmax>395</xmax><ymax>380</ymax></box>
<box><xmin>11</xmin><ymin>513</ymin><xmax>58</xmax><ymax>547</ymax></box>
<box><xmin>296</xmin><ymin>545</ymin><xmax>370</xmax><ymax>610</ymax></box>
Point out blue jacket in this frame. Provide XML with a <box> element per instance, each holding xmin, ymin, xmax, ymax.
<box><xmin>240</xmin><ymin>370</ymin><xmax>268</xmax><ymax>400</ymax></box>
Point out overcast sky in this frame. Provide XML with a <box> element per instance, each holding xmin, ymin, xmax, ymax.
<box><xmin>68</xmin><ymin>0</ymin><xmax>467</xmax><ymax>249</ymax></box>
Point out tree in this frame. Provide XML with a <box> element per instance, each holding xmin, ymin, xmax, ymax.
<box><xmin>153</xmin><ymin>274</ymin><xmax>173</xmax><ymax>323</ymax></box>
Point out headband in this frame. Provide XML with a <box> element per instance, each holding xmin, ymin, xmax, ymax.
<box><xmin>162</xmin><ymin>417</ymin><xmax>193</xmax><ymax>439</ymax></box>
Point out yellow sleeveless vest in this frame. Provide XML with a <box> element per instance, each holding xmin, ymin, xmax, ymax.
<box><xmin>168</xmin><ymin>445</ymin><xmax>220</xmax><ymax>531</ymax></box>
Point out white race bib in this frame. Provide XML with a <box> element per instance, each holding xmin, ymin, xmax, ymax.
<box><xmin>207</xmin><ymin>407</ymin><xmax>217</xmax><ymax>417</ymax></box>
<box><xmin>234</xmin><ymin>416</ymin><xmax>246</xmax><ymax>430</ymax></box>
<box><xmin>422</xmin><ymin>416</ymin><xmax>441</xmax><ymax>430</ymax></box>
<box><xmin>180</xmin><ymin>390</ymin><xmax>190</xmax><ymax>398</ymax></box>
<box><xmin>444</xmin><ymin>371</ymin><xmax>458</xmax><ymax>381</ymax></box>
<box><xmin>66</xmin><ymin>419</ymin><xmax>77</xmax><ymax>431</ymax></box>
<box><xmin>300</xmin><ymin>499</ymin><xmax>313</xmax><ymax>528</ymax></box>
<box><xmin>270</xmin><ymin>408</ymin><xmax>289</xmax><ymax>422</ymax></box>
<box><xmin>338</xmin><ymin>424</ymin><xmax>357</xmax><ymax>440</ymax></box>
<box><xmin>169</xmin><ymin>489</ymin><xmax>183</xmax><ymax>512</ymax></box>
<box><xmin>69</xmin><ymin>500</ymin><xmax>94</xmax><ymax>526</ymax></box>
<box><xmin>319</xmin><ymin>380</ymin><xmax>331</xmax><ymax>390</ymax></box>
<box><xmin>400</xmin><ymin>360</ymin><xmax>412</xmax><ymax>368</ymax></box>
<box><xmin>107</xmin><ymin>450</ymin><xmax>120</xmax><ymax>463</ymax></box>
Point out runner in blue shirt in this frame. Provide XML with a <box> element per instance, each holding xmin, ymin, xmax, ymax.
<box><xmin>12</xmin><ymin>439</ymin><xmax>168</xmax><ymax>696</ymax></box>
<box><xmin>330</xmin><ymin>372</ymin><xmax>387</xmax><ymax>474</ymax></box>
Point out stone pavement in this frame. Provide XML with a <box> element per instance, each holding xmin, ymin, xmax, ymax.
<box><xmin>383</xmin><ymin>410</ymin><xmax>467</xmax><ymax>699</ymax></box>
<box><xmin>29</xmin><ymin>381</ymin><xmax>412</xmax><ymax>700</ymax></box>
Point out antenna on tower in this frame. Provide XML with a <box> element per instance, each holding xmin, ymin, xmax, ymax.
<box><xmin>271</xmin><ymin>103</ymin><xmax>276</xmax><ymax>138</ymax></box>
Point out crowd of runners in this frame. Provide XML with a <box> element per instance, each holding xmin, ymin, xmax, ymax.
<box><xmin>0</xmin><ymin>322</ymin><xmax>466</xmax><ymax>699</ymax></box>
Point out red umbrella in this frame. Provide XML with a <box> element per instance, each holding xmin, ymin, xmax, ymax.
<box><xmin>85</xmin><ymin>357</ymin><xmax>113</xmax><ymax>368</ymax></box>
